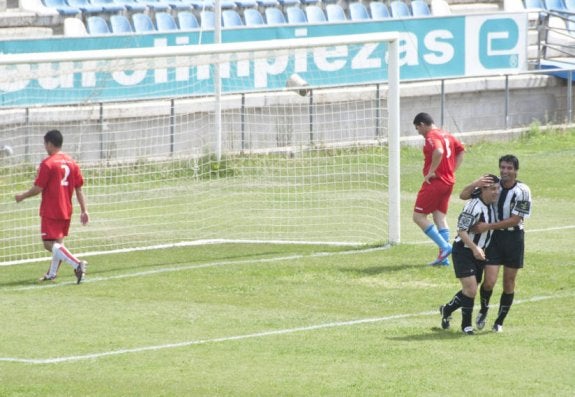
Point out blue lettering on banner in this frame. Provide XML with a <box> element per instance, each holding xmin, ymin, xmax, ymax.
<box><xmin>0</xmin><ymin>14</ymin><xmax>526</xmax><ymax>107</ymax></box>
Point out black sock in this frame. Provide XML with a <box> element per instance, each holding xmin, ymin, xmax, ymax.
<box><xmin>444</xmin><ymin>290</ymin><xmax>464</xmax><ymax>317</ymax></box>
<box><xmin>495</xmin><ymin>292</ymin><xmax>515</xmax><ymax>325</ymax></box>
<box><xmin>460</xmin><ymin>294</ymin><xmax>475</xmax><ymax>330</ymax></box>
<box><xmin>480</xmin><ymin>285</ymin><xmax>493</xmax><ymax>314</ymax></box>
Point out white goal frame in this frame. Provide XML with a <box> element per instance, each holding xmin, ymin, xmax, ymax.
<box><xmin>0</xmin><ymin>33</ymin><xmax>400</xmax><ymax>265</ymax></box>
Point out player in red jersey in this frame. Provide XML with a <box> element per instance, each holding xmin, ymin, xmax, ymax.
<box><xmin>16</xmin><ymin>130</ymin><xmax>89</xmax><ymax>284</ymax></box>
<box><xmin>412</xmin><ymin>113</ymin><xmax>465</xmax><ymax>266</ymax></box>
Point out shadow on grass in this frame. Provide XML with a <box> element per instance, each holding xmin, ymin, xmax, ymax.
<box><xmin>387</xmin><ymin>327</ymin><xmax>492</xmax><ymax>341</ymax></box>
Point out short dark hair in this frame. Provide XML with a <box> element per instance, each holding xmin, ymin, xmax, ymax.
<box><xmin>499</xmin><ymin>154</ymin><xmax>519</xmax><ymax>170</ymax></box>
<box><xmin>413</xmin><ymin>112</ymin><xmax>434</xmax><ymax>126</ymax></box>
<box><xmin>44</xmin><ymin>130</ymin><xmax>63</xmax><ymax>148</ymax></box>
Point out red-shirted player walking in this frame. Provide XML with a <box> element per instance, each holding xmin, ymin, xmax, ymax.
<box><xmin>16</xmin><ymin>130</ymin><xmax>89</xmax><ymax>284</ymax></box>
<box><xmin>412</xmin><ymin>113</ymin><xmax>465</xmax><ymax>266</ymax></box>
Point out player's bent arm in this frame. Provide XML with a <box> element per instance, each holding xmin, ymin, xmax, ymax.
<box><xmin>474</xmin><ymin>214</ymin><xmax>522</xmax><ymax>232</ymax></box>
<box><xmin>425</xmin><ymin>148</ymin><xmax>444</xmax><ymax>183</ymax></box>
<box><xmin>454</xmin><ymin>151</ymin><xmax>465</xmax><ymax>172</ymax></box>
<box><xmin>75</xmin><ymin>187</ymin><xmax>90</xmax><ymax>225</ymax></box>
<box><xmin>459</xmin><ymin>175</ymin><xmax>495</xmax><ymax>200</ymax></box>
<box><xmin>15</xmin><ymin>185</ymin><xmax>42</xmax><ymax>203</ymax></box>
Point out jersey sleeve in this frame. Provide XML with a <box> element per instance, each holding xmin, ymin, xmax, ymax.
<box><xmin>512</xmin><ymin>182</ymin><xmax>532</xmax><ymax>218</ymax></box>
<box><xmin>456</xmin><ymin>200</ymin><xmax>479</xmax><ymax>231</ymax></box>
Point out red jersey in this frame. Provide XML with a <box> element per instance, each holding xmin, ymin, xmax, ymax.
<box><xmin>34</xmin><ymin>152</ymin><xmax>84</xmax><ymax>220</ymax></box>
<box><xmin>422</xmin><ymin>128</ymin><xmax>465</xmax><ymax>186</ymax></box>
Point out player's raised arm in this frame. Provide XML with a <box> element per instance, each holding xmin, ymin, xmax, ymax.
<box><xmin>459</xmin><ymin>174</ymin><xmax>496</xmax><ymax>200</ymax></box>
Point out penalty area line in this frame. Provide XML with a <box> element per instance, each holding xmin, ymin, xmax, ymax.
<box><xmin>0</xmin><ymin>293</ymin><xmax>571</xmax><ymax>365</ymax></box>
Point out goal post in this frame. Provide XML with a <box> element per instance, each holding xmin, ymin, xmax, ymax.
<box><xmin>0</xmin><ymin>33</ymin><xmax>400</xmax><ymax>265</ymax></box>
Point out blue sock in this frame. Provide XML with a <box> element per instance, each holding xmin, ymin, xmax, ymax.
<box><xmin>438</xmin><ymin>228</ymin><xmax>450</xmax><ymax>245</ymax></box>
<box><xmin>424</xmin><ymin>224</ymin><xmax>450</xmax><ymax>251</ymax></box>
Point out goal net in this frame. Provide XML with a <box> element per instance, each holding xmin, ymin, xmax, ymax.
<box><xmin>0</xmin><ymin>33</ymin><xmax>400</xmax><ymax>265</ymax></box>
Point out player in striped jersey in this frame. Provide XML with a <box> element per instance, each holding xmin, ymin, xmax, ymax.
<box><xmin>459</xmin><ymin>155</ymin><xmax>532</xmax><ymax>332</ymax></box>
<box><xmin>439</xmin><ymin>175</ymin><xmax>500</xmax><ymax>335</ymax></box>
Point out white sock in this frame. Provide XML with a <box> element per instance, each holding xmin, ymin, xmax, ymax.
<box><xmin>47</xmin><ymin>259</ymin><xmax>61</xmax><ymax>277</ymax></box>
<box><xmin>52</xmin><ymin>243</ymin><xmax>80</xmax><ymax>269</ymax></box>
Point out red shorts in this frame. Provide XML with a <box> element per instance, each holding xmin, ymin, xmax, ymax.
<box><xmin>414</xmin><ymin>179</ymin><xmax>453</xmax><ymax>215</ymax></box>
<box><xmin>41</xmin><ymin>217</ymin><xmax>71</xmax><ymax>241</ymax></box>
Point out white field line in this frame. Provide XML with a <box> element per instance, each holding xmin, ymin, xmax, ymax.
<box><xmin>0</xmin><ymin>293</ymin><xmax>571</xmax><ymax>365</ymax></box>
<box><xmin>2</xmin><ymin>224</ymin><xmax>574</xmax><ymax>267</ymax></box>
<box><xmin>5</xmin><ymin>246</ymin><xmax>391</xmax><ymax>292</ymax></box>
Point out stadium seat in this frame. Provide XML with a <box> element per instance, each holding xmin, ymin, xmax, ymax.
<box><xmin>63</xmin><ymin>17</ymin><xmax>88</xmax><ymax>34</ymax></box>
<box><xmin>545</xmin><ymin>0</ymin><xmax>567</xmax><ymax>11</ymax></box>
<box><xmin>235</xmin><ymin>0</ymin><xmax>257</xmax><ymax>6</ymax></box>
<box><xmin>91</xmin><ymin>0</ymin><xmax>126</xmax><ymax>12</ymax></box>
<box><xmin>349</xmin><ymin>2</ymin><xmax>370</xmax><ymax>20</ymax></box>
<box><xmin>525</xmin><ymin>0</ymin><xmax>545</xmax><ymax>8</ymax></box>
<box><xmin>43</xmin><ymin>0</ymin><xmax>81</xmax><ymax>15</ymax></box>
<box><xmin>565</xmin><ymin>0</ymin><xmax>575</xmax><ymax>10</ymax></box>
<box><xmin>132</xmin><ymin>12</ymin><xmax>156</xmax><ymax>31</ymax></box>
<box><xmin>390</xmin><ymin>0</ymin><xmax>411</xmax><ymax>17</ymax></box>
<box><xmin>87</xmin><ymin>15</ymin><xmax>112</xmax><ymax>33</ymax></box>
<box><xmin>156</xmin><ymin>12</ymin><xmax>179</xmax><ymax>30</ymax></box>
<box><xmin>305</xmin><ymin>5</ymin><xmax>326</xmax><ymax>22</ymax></box>
<box><xmin>200</xmin><ymin>10</ymin><xmax>215</xmax><ymax>28</ymax></box>
<box><xmin>110</xmin><ymin>14</ymin><xmax>134</xmax><ymax>32</ymax></box>
<box><xmin>369</xmin><ymin>1</ymin><xmax>390</xmax><ymax>19</ymax></box>
<box><xmin>222</xmin><ymin>9</ymin><xmax>243</xmax><ymax>26</ymax></box>
<box><xmin>286</xmin><ymin>6</ymin><xmax>306</xmax><ymax>23</ymax></box>
<box><xmin>411</xmin><ymin>0</ymin><xmax>431</xmax><ymax>16</ymax></box>
<box><xmin>430</xmin><ymin>0</ymin><xmax>451</xmax><ymax>15</ymax></box>
<box><xmin>178</xmin><ymin>10</ymin><xmax>200</xmax><ymax>29</ymax></box>
<box><xmin>265</xmin><ymin>7</ymin><xmax>286</xmax><ymax>24</ymax></box>
<box><xmin>113</xmin><ymin>0</ymin><xmax>146</xmax><ymax>10</ymax></box>
<box><xmin>67</xmin><ymin>0</ymin><xmax>104</xmax><ymax>14</ymax></box>
<box><xmin>136</xmin><ymin>0</ymin><xmax>171</xmax><ymax>11</ymax></box>
<box><xmin>325</xmin><ymin>3</ymin><xmax>346</xmax><ymax>21</ymax></box>
<box><xmin>278</xmin><ymin>0</ymin><xmax>299</xmax><ymax>6</ymax></box>
<box><xmin>244</xmin><ymin>8</ymin><xmax>265</xmax><ymax>25</ymax></box>
<box><xmin>257</xmin><ymin>0</ymin><xmax>279</xmax><ymax>6</ymax></box>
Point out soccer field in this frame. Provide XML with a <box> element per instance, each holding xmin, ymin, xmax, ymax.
<box><xmin>1</xmin><ymin>128</ymin><xmax>574</xmax><ymax>396</ymax></box>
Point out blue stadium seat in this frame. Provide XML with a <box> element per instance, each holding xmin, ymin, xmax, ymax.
<box><xmin>178</xmin><ymin>10</ymin><xmax>200</xmax><ymax>29</ymax></box>
<box><xmin>91</xmin><ymin>0</ymin><xmax>125</xmax><ymax>12</ymax></box>
<box><xmin>257</xmin><ymin>0</ymin><xmax>278</xmax><ymax>6</ymax></box>
<box><xmin>265</xmin><ymin>7</ymin><xmax>286</xmax><ymax>24</ymax></box>
<box><xmin>156</xmin><ymin>12</ymin><xmax>179</xmax><ymax>30</ymax></box>
<box><xmin>545</xmin><ymin>0</ymin><xmax>567</xmax><ymax>10</ymax></box>
<box><xmin>110</xmin><ymin>14</ymin><xmax>134</xmax><ymax>32</ymax></box>
<box><xmin>200</xmin><ymin>10</ymin><xmax>215</xmax><ymax>28</ymax></box>
<box><xmin>43</xmin><ymin>0</ymin><xmax>81</xmax><ymax>15</ymax></box>
<box><xmin>369</xmin><ymin>1</ymin><xmax>390</xmax><ymax>19</ymax></box>
<box><xmin>279</xmin><ymin>0</ymin><xmax>299</xmax><ymax>6</ymax></box>
<box><xmin>411</xmin><ymin>0</ymin><xmax>431</xmax><ymax>16</ymax></box>
<box><xmin>235</xmin><ymin>0</ymin><xmax>256</xmax><ymax>6</ymax></box>
<box><xmin>87</xmin><ymin>15</ymin><xmax>111</xmax><ymax>33</ymax></box>
<box><xmin>390</xmin><ymin>0</ymin><xmax>411</xmax><ymax>17</ymax></box>
<box><xmin>349</xmin><ymin>2</ymin><xmax>370</xmax><ymax>20</ymax></box>
<box><xmin>565</xmin><ymin>0</ymin><xmax>575</xmax><ymax>10</ymax></box>
<box><xmin>305</xmin><ymin>5</ymin><xmax>326</xmax><ymax>22</ymax></box>
<box><xmin>112</xmin><ymin>0</ymin><xmax>146</xmax><ymax>11</ymax></box>
<box><xmin>132</xmin><ymin>12</ymin><xmax>156</xmax><ymax>31</ymax></box>
<box><xmin>525</xmin><ymin>0</ymin><xmax>545</xmax><ymax>8</ymax></box>
<box><xmin>244</xmin><ymin>8</ymin><xmax>265</xmax><ymax>25</ymax></box>
<box><xmin>286</xmin><ymin>6</ymin><xmax>306</xmax><ymax>23</ymax></box>
<box><xmin>325</xmin><ymin>3</ymin><xmax>346</xmax><ymax>21</ymax></box>
<box><xmin>67</xmin><ymin>0</ymin><xmax>104</xmax><ymax>13</ymax></box>
<box><xmin>137</xmin><ymin>0</ymin><xmax>171</xmax><ymax>11</ymax></box>
<box><xmin>222</xmin><ymin>9</ymin><xmax>243</xmax><ymax>26</ymax></box>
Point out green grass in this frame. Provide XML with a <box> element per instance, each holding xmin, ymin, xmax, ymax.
<box><xmin>1</xmin><ymin>128</ymin><xmax>574</xmax><ymax>396</ymax></box>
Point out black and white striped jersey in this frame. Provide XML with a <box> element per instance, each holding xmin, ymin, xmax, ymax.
<box><xmin>455</xmin><ymin>198</ymin><xmax>497</xmax><ymax>249</ymax></box>
<box><xmin>495</xmin><ymin>180</ymin><xmax>532</xmax><ymax>230</ymax></box>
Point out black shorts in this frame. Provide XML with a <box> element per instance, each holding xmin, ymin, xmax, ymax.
<box><xmin>452</xmin><ymin>242</ymin><xmax>485</xmax><ymax>282</ymax></box>
<box><xmin>486</xmin><ymin>229</ymin><xmax>525</xmax><ymax>269</ymax></box>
